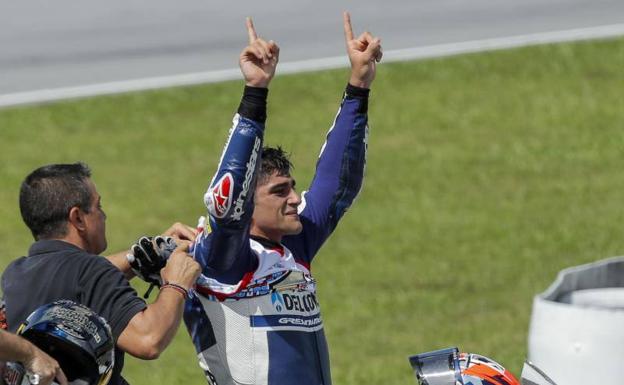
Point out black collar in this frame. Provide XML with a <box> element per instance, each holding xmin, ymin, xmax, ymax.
<box><xmin>250</xmin><ymin>235</ymin><xmax>282</xmax><ymax>250</ymax></box>
<box><xmin>28</xmin><ymin>239</ymin><xmax>84</xmax><ymax>257</ymax></box>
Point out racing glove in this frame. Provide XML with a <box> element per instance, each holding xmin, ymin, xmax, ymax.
<box><xmin>126</xmin><ymin>236</ymin><xmax>177</xmax><ymax>297</ymax></box>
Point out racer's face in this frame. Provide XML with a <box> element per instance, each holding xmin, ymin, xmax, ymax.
<box><xmin>251</xmin><ymin>172</ymin><xmax>302</xmax><ymax>242</ymax></box>
<box><xmin>81</xmin><ymin>179</ymin><xmax>108</xmax><ymax>254</ymax></box>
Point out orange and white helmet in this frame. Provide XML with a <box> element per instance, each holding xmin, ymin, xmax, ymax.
<box><xmin>410</xmin><ymin>347</ymin><xmax>521</xmax><ymax>385</ymax></box>
<box><xmin>459</xmin><ymin>352</ymin><xmax>520</xmax><ymax>385</ymax></box>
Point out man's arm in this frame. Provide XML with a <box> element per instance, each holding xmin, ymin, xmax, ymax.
<box><xmin>192</xmin><ymin>18</ymin><xmax>279</xmax><ymax>289</ymax></box>
<box><xmin>116</xmin><ymin>241</ymin><xmax>200</xmax><ymax>359</ymax></box>
<box><xmin>105</xmin><ymin>250</ymin><xmax>133</xmax><ymax>279</ymax></box>
<box><xmin>0</xmin><ymin>330</ymin><xmax>68</xmax><ymax>385</ymax></box>
<box><xmin>283</xmin><ymin>12</ymin><xmax>382</xmax><ymax>261</ymax></box>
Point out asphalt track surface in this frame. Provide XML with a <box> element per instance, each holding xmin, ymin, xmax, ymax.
<box><xmin>1</xmin><ymin>0</ymin><xmax>624</xmax><ymax>104</ymax></box>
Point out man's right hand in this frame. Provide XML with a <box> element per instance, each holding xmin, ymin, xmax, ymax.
<box><xmin>23</xmin><ymin>343</ymin><xmax>68</xmax><ymax>385</ymax></box>
<box><xmin>239</xmin><ymin>17</ymin><xmax>280</xmax><ymax>88</ymax></box>
<box><xmin>159</xmin><ymin>240</ymin><xmax>201</xmax><ymax>291</ymax></box>
<box><xmin>343</xmin><ymin>12</ymin><xmax>383</xmax><ymax>89</ymax></box>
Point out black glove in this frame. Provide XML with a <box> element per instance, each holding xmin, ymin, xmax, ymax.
<box><xmin>126</xmin><ymin>236</ymin><xmax>177</xmax><ymax>287</ymax></box>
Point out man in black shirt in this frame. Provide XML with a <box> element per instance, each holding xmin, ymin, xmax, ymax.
<box><xmin>1</xmin><ymin>163</ymin><xmax>201</xmax><ymax>385</ymax></box>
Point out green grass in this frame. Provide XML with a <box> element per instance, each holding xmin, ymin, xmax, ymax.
<box><xmin>2</xmin><ymin>37</ymin><xmax>624</xmax><ymax>384</ymax></box>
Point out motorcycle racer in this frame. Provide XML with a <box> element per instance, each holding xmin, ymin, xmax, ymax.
<box><xmin>183</xmin><ymin>13</ymin><xmax>382</xmax><ymax>385</ymax></box>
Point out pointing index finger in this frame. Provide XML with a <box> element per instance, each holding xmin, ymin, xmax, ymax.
<box><xmin>246</xmin><ymin>16</ymin><xmax>258</xmax><ymax>43</ymax></box>
<box><xmin>343</xmin><ymin>11</ymin><xmax>354</xmax><ymax>41</ymax></box>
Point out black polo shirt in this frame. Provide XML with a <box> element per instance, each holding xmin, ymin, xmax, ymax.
<box><xmin>1</xmin><ymin>240</ymin><xmax>147</xmax><ymax>385</ymax></box>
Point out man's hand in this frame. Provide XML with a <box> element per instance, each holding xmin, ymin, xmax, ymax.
<box><xmin>161</xmin><ymin>222</ymin><xmax>196</xmax><ymax>243</ymax></box>
<box><xmin>239</xmin><ymin>17</ymin><xmax>280</xmax><ymax>88</ymax></box>
<box><xmin>23</xmin><ymin>345</ymin><xmax>68</xmax><ymax>385</ymax></box>
<box><xmin>160</xmin><ymin>241</ymin><xmax>201</xmax><ymax>291</ymax></box>
<box><xmin>343</xmin><ymin>12</ymin><xmax>383</xmax><ymax>89</ymax></box>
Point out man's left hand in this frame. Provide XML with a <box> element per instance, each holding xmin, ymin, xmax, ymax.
<box><xmin>161</xmin><ymin>222</ymin><xmax>197</xmax><ymax>243</ymax></box>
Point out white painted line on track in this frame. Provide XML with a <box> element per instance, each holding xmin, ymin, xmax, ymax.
<box><xmin>2</xmin><ymin>23</ymin><xmax>624</xmax><ymax>108</ymax></box>
<box><xmin>382</xmin><ymin>22</ymin><xmax>624</xmax><ymax>62</ymax></box>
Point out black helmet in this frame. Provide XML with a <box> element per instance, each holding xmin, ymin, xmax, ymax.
<box><xmin>17</xmin><ymin>300</ymin><xmax>114</xmax><ymax>385</ymax></box>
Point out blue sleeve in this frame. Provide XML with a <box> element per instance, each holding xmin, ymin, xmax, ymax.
<box><xmin>192</xmin><ymin>86</ymin><xmax>267</xmax><ymax>285</ymax></box>
<box><xmin>283</xmin><ymin>84</ymin><xmax>370</xmax><ymax>264</ymax></box>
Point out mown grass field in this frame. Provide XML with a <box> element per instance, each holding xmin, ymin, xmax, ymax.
<box><xmin>1</xmin><ymin>37</ymin><xmax>623</xmax><ymax>384</ymax></box>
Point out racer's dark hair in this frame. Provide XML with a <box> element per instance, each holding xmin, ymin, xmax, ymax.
<box><xmin>258</xmin><ymin>146</ymin><xmax>293</xmax><ymax>185</ymax></box>
<box><xmin>19</xmin><ymin>162</ymin><xmax>93</xmax><ymax>240</ymax></box>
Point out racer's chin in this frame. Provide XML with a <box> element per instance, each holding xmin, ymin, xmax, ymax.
<box><xmin>283</xmin><ymin>217</ymin><xmax>303</xmax><ymax>235</ymax></box>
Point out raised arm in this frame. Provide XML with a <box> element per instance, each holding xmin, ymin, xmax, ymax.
<box><xmin>193</xmin><ymin>18</ymin><xmax>279</xmax><ymax>288</ymax></box>
<box><xmin>283</xmin><ymin>12</ymin><xmax>382</xmax><ymax>262</ymax></box>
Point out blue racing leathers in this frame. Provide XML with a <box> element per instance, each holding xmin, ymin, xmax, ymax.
<box><xmin>184</xmin><ymin>84</ymin><xmax>370</xmax><ymax>385</ymax></box>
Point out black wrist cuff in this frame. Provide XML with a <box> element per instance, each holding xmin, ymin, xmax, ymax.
<box><xmin>345</xmin><ymin>83</ymin><xmax>369</xmax><ymax>113</ymax></box>
<box><xmin>346</xmin><ymin>83</ymin><xmax>370</xmax><ymax>99</ymax></box>
<box><xmin>238</xmin><ymin>86</ymin><xmax>268</xmax><ymax>123</ymax></box>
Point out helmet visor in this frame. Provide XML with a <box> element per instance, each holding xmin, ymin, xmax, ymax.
<box><xmin>409</xmin><ymin>347</ymin><xmax>463</xmax><ymax>385</ymax></box>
